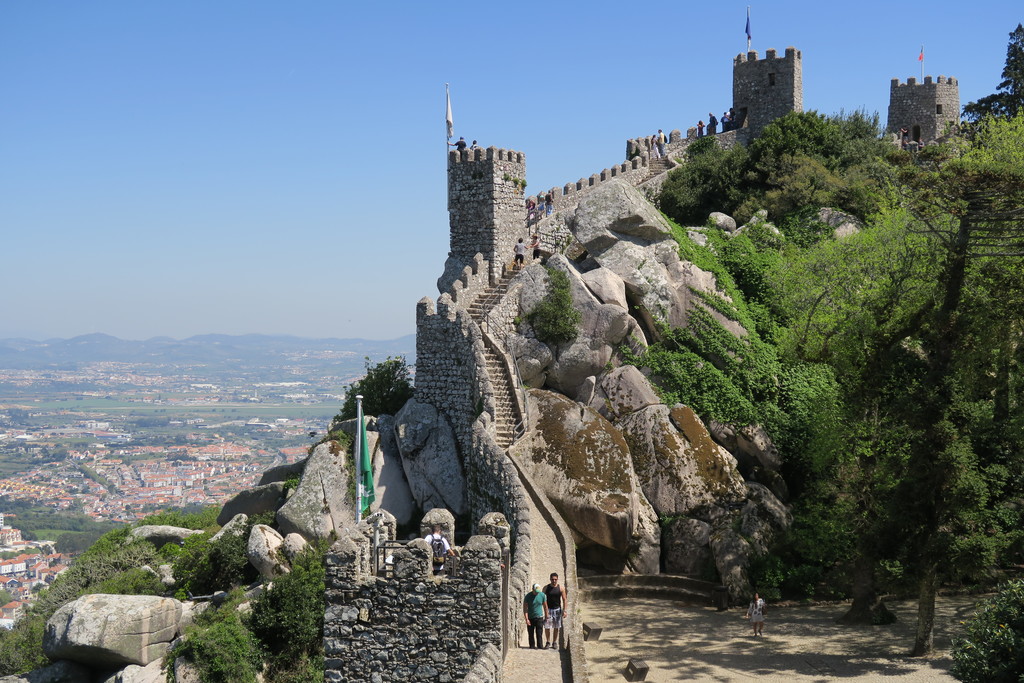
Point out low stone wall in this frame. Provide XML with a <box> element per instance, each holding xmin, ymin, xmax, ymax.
<box><xmin>324</xmin><ymin>531</ymin><xmax>503</xmax><ymax>683</ymax></box>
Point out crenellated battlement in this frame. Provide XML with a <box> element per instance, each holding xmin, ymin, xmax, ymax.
<box><xmin>448</xmin><ymin>146</ymin><xmax>525</xmax><ymax>165</ymax></box>
<box><xmin>524</xmin><ymin>155</ymin><xmax>650</xmax><ymax>219</ymax></box>
<box><xmin>891</xmin><ymin>75</ymin><xmax>959</xmax><ymax>89</ymax></box>
<box><xmin>734</xmin><ymin>46</ymin><xmax>801</xmax><ymax>65</ymax></box>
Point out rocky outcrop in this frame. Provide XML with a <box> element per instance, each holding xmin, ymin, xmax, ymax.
<box><xmin>0</xmin><ymin>660</ymin><xmax>91</xmax><ymax>683</ymax></box>
<box><xmin>44</xmin><ymin>594</ymin><xmax>182</xmax><ymax>667</ymax></box>
<box><xmin>662</xmin><ymin>518</ymin><xmax>713</xmax><ymax>575</ymax></box>
<box><xmin>98</xmin><ymin>660</ymin><xmax>165</xmax><ymax>683</ymax></box>
<box><xmin>209</xmin><ymin>513</ymin><xmax>248</xmax><ymax>544</ymax></box>
<box><xmin>510</xmin><ymin>389</ymin><xmax>659</xmax><ymax>569</ymax></box>
<box><xmin>572</xmin><ymin>180</ymin><xmax>748</xmax><ymax>342</ymax></box>
<box><xmin>128</xmin><ymin>526</ymin><xmax>203</xmax><ymax>550</ymax></box>
<box><xmin>276</xmin><ymin>441</ymin><xmax>351</xmax><ymax>540</ymax></box>
<box><xmin>392</xmin><ymin>398</ymin><xmax>466</xmax><ymax>515</ymax></box>
<box><xmin>709</xmin><ymin>211</ymin><xmax>737</xmax><ymax>233</ymax></box>
<box><xmin>818</xmin><ymin>207</ymin><xmax>862</xmax><ymax>238</ymax></box>
<box><xmin>619</xmin><ymin>404</ymin><xmax>747</xmax><ymax>516</ymax></box>
<box><xmin>216</xmin><ymin>482</ymin><xmax>286</xmax><ymax>526</ymax></box>
<box><xmin>247</xmin><ymin>524</ymin><xmax>289</xmax><ymax>580</ymax></box>
<box><xmin>586</xmin><ymin>365</ymin><xmax>661</xmax><ymax>423</ymax></box>
<box><xmin>257</xmin><ymin>458</ymin><xmax>307</xmax><ymax>486</ymax></box>
<box><xmin>366</xmin><ymin>414</ymin><xmax>417</xmax><ymax>525</ymax></box>
<box><xmin>707</xmin><ymin>421</ymin><xmax>788</xmax><ymax>501</ymax></box>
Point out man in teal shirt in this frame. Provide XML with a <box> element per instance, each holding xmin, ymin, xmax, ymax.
<box><xmin>523</xmin><ymin>583</ymin><xmax>548</xmax><ymax>649</ymax></box>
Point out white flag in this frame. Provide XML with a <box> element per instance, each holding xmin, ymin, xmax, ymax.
<box><xmin>445</xmin><ymin>84</ymin><xmax>453</xmax><ymax>140</ymax></box>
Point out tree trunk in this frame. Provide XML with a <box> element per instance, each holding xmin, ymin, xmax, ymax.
<box><xmin>839</xmin><ymin>554</ymin><xmax>895</xmax><ymax>624</ymax></box>
<box><xmin>911</xmin><ymin>563</ymin><xmax>937</xmax><ymax>656</ymax></box>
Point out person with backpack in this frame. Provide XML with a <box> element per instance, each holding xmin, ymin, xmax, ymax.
<box><xmin>424</xmin><ymin>525</ymin><xmax>455</xmax><ymax>575</ymax></box>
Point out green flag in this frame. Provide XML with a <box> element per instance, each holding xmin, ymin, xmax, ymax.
<box><xmin>356</xmin><ymin>399</ymin><xmax>375</xmax><ymax>515</ymax></box>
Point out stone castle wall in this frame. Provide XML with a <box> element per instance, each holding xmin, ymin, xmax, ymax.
<box><xmin>323</xmin><ymin>530</ymin><xmax>504</xmax><ymax>683</ymax></box>
<box><xmin>414</xmin><ymin>295</ymin><xmax>494</xmax><ymax>457</ymax></box>
<box><xmin>887</xmin><ymin>75</ymin><xmax>960</xmax><ymax>142</ymax></box>
<box><xmin>524</xmin><ymin>155</ymin><xmax>650</xmax><ymax>224</ymax></box>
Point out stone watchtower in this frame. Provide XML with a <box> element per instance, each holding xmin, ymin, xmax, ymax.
<box><xmin>887</xmin><ymin>75</ymin><xmax>960</xmax><ymax>143</ymax></box>
<box><xmin>444</xmin><ymin>147</ymin><xmax>527</xmax><ymax>288</ymax></box>
<box><xmin>733</xmin><ymin>47</ymin><xmax>803</xmax><ymax>138</ymax></box>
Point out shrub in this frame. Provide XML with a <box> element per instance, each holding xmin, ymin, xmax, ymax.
<box><xmin>171</xmin><ymin>514</ymin><xmax>270</xmax><ymax>597</ymax></box>
<box><xmin>249</xmin><ymin>543</ymin><xmax>327</xmax><ymax>673</ymax></box>
<box><xmin>168</xmin><ymin>591</ymin><xmax>262</xmax><ymax>683</ymax></box>
<box><xmin>527</xmin><ymin>267</ymin><xmax>581</xmax><ymax>345</ymax></box>
<box><xmin>0</xmin><ymin>614</ymin><xmax>48</xmax><ymax>676</ymax></box>
<box><xmin>140</xmin><ymin>506</ymin><xmax>219</xmax><ymax>530</ymax></box>
<box><xmin>951</xmin><ymin>579</ymin><xmax>1024</xmax><ymax>682</ymax></box>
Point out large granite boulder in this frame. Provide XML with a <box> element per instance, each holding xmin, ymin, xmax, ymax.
<box><xmin>581</xmin><ymin>268</ymin><xmax>628</xmax><ymax>309</ymax></box>
<box><xmin>98</xmin><ymin>660</ymin><xmax>165</xmax><ymax>683</ymax></box>
<box><xmin>709</xmin><ymin>211</ymin><xmax>737</xmax><ymax>233</ymax></box>
<box><xmin>706</xmin><ymin>420</ymin><xmax>788</xmax><ymax>501</ymax></box>
<box><xmin>572</xmin><ymin>180</ymin><xmax>748</xmax><ymax>343</ymax></box>
<box><xmin>392</xmin><ymin>398</ymin><xmax>466</xmax><ymax>515</ymax></box>
<box><xmin>247</xmin><ymin>524</ymin><xmax>290</xmax><ymax>580</ymax></box>
<box><xmin>510</xmin><ymin>389</ymin><xmax>659</xmax><ymax>568</ymax></box>
<box><xmin>739</xmin><ymin>483</ymin><xmax>792</xmax><ymax>556</ymax></box>
<box><xmin>128</xmin><ymin>526</ymin><xmax>203</xmax><ymax>550</ymax></box>
<box><xmin>258</xmin><ymin>458</ymin><xmax>307</xmax><ymax>486</ymax></box>
<box><xmin>617</xmin><ymin>404</ymin><xmax>747</xmax><ymax>516</ymax></box>
<box><xmin>710</xmin><ymin>528</ymin><xmax>752</xmax><ymax>600</ymax></box>
<box><xmin>517</xmin><ymin>256</ymin><xmax>636</xmax><ymax>398</ymax></box>
<box><xmin>0</xmin><ymin>660</ymin><xmax>92</xmax><ymax>683</ymax></box>
<box><xmin>209</xmin><ymin>513</ymin><xmax>248</xmax><ymax>544</ymax></box>
<box><xmin>818</xmin><ymin>207</ymin><xmax>862</xmax><ymax>238</ymax></box>
<box><xmin>44</xmin><ymin>594</ymin><xmax>182</xmax><ymax>667</ymax></box>
<box><xmin>662</xmin><ymin>518</ymin><xmax>713</xmax><ymax>575</ymax></box>
<box><xmin>587</xmin><ymin>365</ymin><xmax>661</xmax><ymax>422</ymax></box>
<box><xmin>216</xmin><ymin>482</ymin><xmax>285</xmax><ymax>526</ymax></box>
<box><xmin>364</xmin><ymin>414</ymin><xmax>416</xmax><ymax>525</ymax></box>
<box><xmin>276</xmin><ymin>441</ymin><xmax>352</xmax><ymax>540</ymax></box>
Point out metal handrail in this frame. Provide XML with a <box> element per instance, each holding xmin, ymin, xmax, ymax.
<box><xmin>483</xmin><ymin>302</ymin><xmax>529</xmax><ymax>438</ymax></box>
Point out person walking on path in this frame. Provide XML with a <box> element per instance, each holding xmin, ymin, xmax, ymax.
<box><xmin>543</xmin><ymin>573</ymin><xmax>567</xmax><ymax>649</ymax></box>
<box><xmin>523</xmin><ymin>583</ymin><xmax>548</xmax><ymax>649</ymax></box>
<box><xmin>513</xmin><ymin>238</ymin><xmax>527</xmax><ymax>270</ymax></box>
<box><xmin>746</xmin><ymin>592</ymin><xmax>766</xmax><ymax>636</ymax></box>
<box><xmin>656</xmin><ymin>129</ymin><xmax>666</xmax><ymax>157</ymax></box>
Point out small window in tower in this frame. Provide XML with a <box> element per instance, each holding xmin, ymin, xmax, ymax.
<box><xmin>768</xmin><ymin>73</ymin><xmax>776</xmax><ymax>86</ymax></box>
<box><xmin>936</xmin><ymin>104</ymin><xmax>943</xmax><ymax>115</ymax></box>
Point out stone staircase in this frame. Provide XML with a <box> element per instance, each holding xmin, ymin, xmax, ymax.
<box><xmin>647</xmin><ymin>155</ymin><xmax>674</xmax><ymax>177</ymax></box>
<box><xmin>578</xmin><ymin>574</ymin><xmax>721</xmax><ymax>606</ymax></box>
<box><xmin>466</xmin><ymin>271</ymin><xmax>524</xmax><ymax>449</ymax></box>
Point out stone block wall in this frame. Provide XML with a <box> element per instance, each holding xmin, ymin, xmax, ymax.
<box><xmin>323</xmin><ymin>532</ymin><xmax>503</xmax><ymax>683</ymax></box>
<box><xmin>448</xmin><ymin>147</ymin><xmax>527</xmax><ymax>284</ymax></box>
<box><xmin>887</xmin><ymin>75</ymin><xmax>960</xmax><ymax>142</ymax></box>
<box><xmin>733</xmin><ymin>47</ymin><xmax>803</xmax><ymax>138</ymax></box>
<box><xmin>415</xmin><ymin>295</ymin><xmax>494</xmax><ymax>458</ymax></box>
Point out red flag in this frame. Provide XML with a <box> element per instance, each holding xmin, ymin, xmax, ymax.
<box><xmin>918</xmin><ymin>46</ymin><xmax>924</xmax><ymax>62</ymax></box>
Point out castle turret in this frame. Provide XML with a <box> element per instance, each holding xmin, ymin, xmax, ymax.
<box><xmin>887</xmin><ymin>75</ymin><xmax>960</xmax><ymax>143</ymax></box>
<box><xmin>733</xmin><ymin>47</ymin><xmax>803</xmax><ymax>138</ymax></box>
<box><xmin>445</xmin><ymin>146</ymin><xmax>526</xmax><ymax>287</ymax></box>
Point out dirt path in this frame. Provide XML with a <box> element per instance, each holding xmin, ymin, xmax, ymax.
<box><xmin>502</xmin><ymin>484</ymin><xmax>570</xmax><ymax>682</ymax></box>
<box><xmin>581</xmin><ymin>595</ymin><xmax>981</xmax><ymax>682</ymax></box>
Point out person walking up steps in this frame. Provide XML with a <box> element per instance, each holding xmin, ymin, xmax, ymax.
<box><xmin>523</xmin><ymin>583</ymin><xmax>548</xmax><ymax>649</ymax></box>
<box><xmin>746</xmin><ymin>592</ymin><xmax>766</xmax><ymax>636</ymax></box>
<box><xmin>543</xmin><ymin>572</ymin><xmax>567</xmax><ymax>649</ymax></box>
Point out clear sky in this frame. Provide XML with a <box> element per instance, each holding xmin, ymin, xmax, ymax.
<box><xmin>1</xmin><ymin>1</ymin><xmax>1019</xmax><ymax>341</ymax></box>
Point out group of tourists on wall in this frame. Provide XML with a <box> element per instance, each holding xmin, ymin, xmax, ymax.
<box><xmin>696</xmin><ymin>108</ymin><xmax>739</xmax><ymax>137</ymax></box>
<box><xmin>526</xmin><ymin>194</ymin><xmax>553</xmax><ymax>223</ymax></box>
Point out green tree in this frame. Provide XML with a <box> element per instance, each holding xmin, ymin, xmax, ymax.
<box><xmin>526</xmin><ymin>266</ymin><xmax>581</xmax><ymax>345</ymax></box>
<box><xmin>963</xmin><ymin>24</ymin><xmax>1024</xmax><ymax>121</ymax></box>
<box><xmin>336</xmin><ymin>356</ymin><xmax>414</xmax><ymax>421</ymax></box>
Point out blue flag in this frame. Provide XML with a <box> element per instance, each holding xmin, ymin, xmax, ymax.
<box><xmin>745</xmin><ymin>8</ymin><xmax>751</xmax><ymax>42</ymax></box>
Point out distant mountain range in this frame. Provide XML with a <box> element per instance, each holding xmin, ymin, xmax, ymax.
<box><xmin>0</xmin><ymin>333</ymin><xmax>417</xmax><ymax>370</ymax></box>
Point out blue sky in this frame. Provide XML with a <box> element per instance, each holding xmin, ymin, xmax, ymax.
<box><xmin>1</xmin><ymin>1</ymin><xmax>1019</xmax><ymax>341</ymax></box>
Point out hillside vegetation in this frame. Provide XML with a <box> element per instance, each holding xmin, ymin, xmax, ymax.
<box><xmin>651</xmin><ymin>109</ymin><xmax>1024</xmax><ymax>657</ymax></box>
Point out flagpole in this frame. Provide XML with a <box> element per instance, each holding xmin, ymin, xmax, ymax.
<box><xmin>355</xmin><ymin>394</ymin><xmax>363</xmax><ymax>524</ymax></box>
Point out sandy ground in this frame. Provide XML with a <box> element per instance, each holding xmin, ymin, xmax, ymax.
<box><xmin>580</xmin><ymin>595</ymin><xmax>981</xmax><ymax>682</ymax></box>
